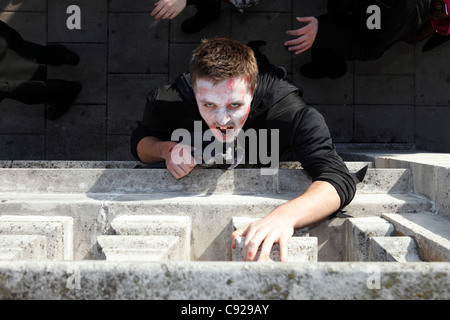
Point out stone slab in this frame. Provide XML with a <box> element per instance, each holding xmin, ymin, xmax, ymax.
<box><xmin>0</xmin><ymin>215</ymin><xmax>73</xmax><ymax>260</ymax></box>
<box><xmin>369</xmin><ymin>236</ymin><xmax>422</xmax><ymax>262</ymax></box>
<box><xmin>110</xmin><ymin>215</ymin><xmax>191</xmax><ymax>261</ymax></box>
<box><xmin>346</xmin><ymin>217</ymin><xmax>394</xmax><ymax>261</ymax></box>
<box><xmin>0</xmin><ymin>235</ymin><xmax>47</xmax><ymax>260</ymax></box>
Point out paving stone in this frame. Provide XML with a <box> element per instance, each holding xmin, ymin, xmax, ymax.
<box><xmin>45</xmin><ymin>105</ymin><xmax>106</xmax><ymax>160</ymax></box>
<box><xmin>109</xmin><ymin>0</ymin><xmax>155</xmax><ymax>12</ymax></box>
<box><xmin>106</xmin><ymin>135</ymin><xmax>136</xmax><ymax>161</ymax></box>
<box><xmin>47</xmin><ymin>44</ymin><xmax>107</xmax><ymax>104</ymax></box>
<box><xmin>0</xmin><ymin>12</ymin><xmax>46</xmax><ymax>45</ymax></box>
<box><xmin>231</xmin><ymin>12</ymin><xmax>292</xmax><ymax>72</ymax></box>
<box><xmin>354</xmin><ymin>75</ymin><xmax>414</xmax><ymax>105</ymax></box>
<box><xmin>47</xmin><ymin>0</ymin><xmax>108</xmax><ymax>43</ymax></box>
<box><xmin>369</xmin><ymin>236</ymin><xmax>422</xmax><ymax>262</ymax></box>
<box><xmin>109</xmin><ymin>13</ymin><xmax>169</xmax><ymax>73</ymax></box>
<box><xmin>312</xmin><ymin>105</ymin><xmax>354</xmax><ymax>143</ymax></box>
<box><xmin>107</xmin><ymin>74</ymin><xmax>168</xmax><ymax>135</ymax></box>
<box><xmin>169</xmin><ymin>5</ymin><xmax>230</xmax><ymax>43</ymax></box>
<box><xmin>0</xmin><ymin>134</ymin><xmax>45</xmax><ymax>160</ymax></box>
<box><xmin>0</xmin><ymin>215</ymin><xmax>73</xmax><ymax>260</ymax></box>
<box><xmin>0</xmin><ymin>100</ymin><xmax>45</xmax><ymax>134</ymax></box>
<box><xmin>415</xmin><ymin>106</ymin><xmax>450</xmax><ymax>153</ymax></box>
<box><xmin>169</xmin><ymin>43</ymin><xmax>198</xmax><ymax>82</ymax></box>
<box><xmin>354</xmin><ymin>105</ymin><xmax>414</xmax><ymax>143</ymax></box>
<box><xmin>415</xmin><ymin>41</ymin><xmax>450</xmax><ymax>105</ymax></box>
<box><xmin>0</xmin><ymin>235</ymin><xmax>47</xmax><ymax>260</ymax></box>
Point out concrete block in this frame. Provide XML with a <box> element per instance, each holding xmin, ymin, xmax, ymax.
<box><xmin>382</xmin><ymin>213</ymin><xmax>450</xmax><ymax>262</ymax></box>
<box><xmin>354</xmin><ymin>105</ymin><xmax>414</xmax><ymax>143</ymax></box>
<box><xmin>0</xmin><ymin>235</ymin><xmax>47</xmax><ymax>260</ymax></box>
<box><xmin>109</xmin><ymin>0</ymin><xmax>155</xmax><ymax>12</ymax></box>
<box><xmin>107</xmin><ymin>74</ymin><xmax>168</xmax><ymax>134</ymax></box>
<box><xmin>45</xmin><ymin>105</ymin><xmax>106</xmax><ymax>160</ymax></box>
<box><xmin>47</xmin><ymin>44</ymin><xmax>107</xmax><ymax>104</ymax></box>
<box><xmin>346</xmin><ymin>217</ymin><xmax>394</xmax><ymax>261</ymax></box>
<box><xmin>110</xmin><ymin>215</ymin><xmax>191</xmax><ymax>261</ymax></box>
<box><xmin>109</xmin><ymin>13</ymin><xmax>168</xmax><ymax>73</ymax></box>
<box><xmin>97</xmin><ymin>235</ymin><xmax>180</xmax><ymax>261</ymax></box>
<box><xmin>107</xmin><ymin>135</ymin><xmax>137</xmax><ymax>161</ymax></box>
<box><xmin>169</xmin><ymin>43</ymin><xmax>198</xmax><ymax>82</ymax></box>
<box><xmin>47</xmin><ymin>0</ymin><xmax>108</xmax><ymax>43</ymax></box>
<box><xmin>233</xmin><ymin>236</ymin><xmax>318</xmax><ymax>262</ymax></box>
<box><xmin>0</xmin><ymin>215</ymin><xmax>73</xmax><ymax>260</ymax></box>
<box><xmin>369</xmin><ymin>236</ymin><xmax>422</xmax><ymax>262</ymax></box>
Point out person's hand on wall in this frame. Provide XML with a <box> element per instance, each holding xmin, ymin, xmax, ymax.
<box><xmin>151</xmin><ymin>0</ymin><xmax>187</xmax><ymax>20</ymax></box>
<box><xmin>285</xmin><ymin>17</ymin><xmax>319</xmax><ymax>54</ymax></box>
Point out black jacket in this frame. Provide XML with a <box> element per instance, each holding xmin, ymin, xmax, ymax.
<box><xmin>131</xmin><ymin>71</ymin><xmax>362</xmax><ymax>209</ymax></box>
<box><xmin>315</xmin><ymin>0</ymin><xmax>431</xmax><ymax>61</ymax></box>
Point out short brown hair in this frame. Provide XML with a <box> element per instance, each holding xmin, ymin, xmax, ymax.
<box><xmin>429</xmin><ymin>0</ymin><xmax>445</xmax><ymax>19</ymax></box>
<box><xmin>189</xmin><ymin>38</ymin><xmax>258</xmax><ymax>93</ymax></box>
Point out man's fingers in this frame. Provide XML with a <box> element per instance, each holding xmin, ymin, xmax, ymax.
<box><xmin>231</xmin><ymin>227</ymin><xmax>247</xmax><ymax>249</ymax></box>
<box><xmin>257</xmin><ymin>235</ymin><xmax>277</xmax><ymax>262</ymax></box>
<box><xmin>279</xmin><ymin>239</ymin><xmax>289</xmax><ymax>262</ymax></box>
<box><xmin>296</xmin><ymin>16</ymin><xmax>315</xmax><ymax>23</ymax></box>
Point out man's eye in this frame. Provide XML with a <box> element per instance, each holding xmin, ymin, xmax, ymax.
<box><xmin>204</xmin><ymin>103</ymin><xmax>215</xmax><ymax>108</ymax></box>
<box><xmin>230</xmin><ymin>103</ymin><xmax>242</xmax><ymax>108</ymax></box>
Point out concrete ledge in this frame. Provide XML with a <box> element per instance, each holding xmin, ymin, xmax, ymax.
<box><xmin>97</xmin><ymin>235</ymin><xmax>181</xmax><ymax>261</ymax></box>
<box><xmin>382</xmin><ymin>213</ymin><xmax>450</xmax><ymax>261</ymax></box>
<box><xmin>0</xmin><ymin>235</ymin><xmax>47</xmax><ymax>260</ymax></box>
<box><xmin>0</xmin><ymin>215</ymin><xmax>73</xmax><ymax>260</ymax></box>
<box><xmin>369</xmin><ymin>236</ymin><xmax>422</xmax><ymax>262</ymax></box>
<box><xmin>0</xmin><ymin>261</ymin><xmax>447</xmax><ymax>299</ymax></box>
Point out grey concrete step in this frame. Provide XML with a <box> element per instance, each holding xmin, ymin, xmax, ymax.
<box><xmin>0</xmin><ymin>235</ymin><xmax>47</xmax><ymax>260</ymax></box>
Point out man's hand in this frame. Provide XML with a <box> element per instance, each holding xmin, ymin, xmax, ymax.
<box><xmin>231</xmin><ymin>208</ymin><xmax>295</xmax><ymax>262</ymax></box>
<box><xmin>151</xmin><ymin>0</ymin><xmax>187</xmax><ymax>20</ymax></box>
<box><xmin>285</xmin><ymin>17</ymin><xmax>319</xmax><ymax>54</ymax></box>
<box><xmin>166</xmin><ymin>142</ymin><xmax>197</xmax><ymax>179</ymax></box>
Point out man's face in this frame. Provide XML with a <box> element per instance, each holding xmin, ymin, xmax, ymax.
<box><xmin>195</xmin><ymin>77</ymin><xmax>254</xmax><ymax>143</ymax></box>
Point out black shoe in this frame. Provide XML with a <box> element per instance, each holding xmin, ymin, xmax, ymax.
<box><xmin>181</xmin><ymin>11</ymin><xmax>220</xmax><ymax>34</ymax></box>
<box><xmin>46</xmin><ymin>81</ymin><xmax>82</xmax><ymax>120</ymax></box>
<box><xmin>299</xmin><ymin>61</ymin><xmax>347</xmax><ymax>79</ymax></box>
<box><xmin>422</xmin><ymin>33</ymin><xmax>450</xmax><ymax>52</ymax></box>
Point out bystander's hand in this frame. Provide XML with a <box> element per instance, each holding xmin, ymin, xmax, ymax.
<box><xmin>151</xmin><ymin>0</ymin><xmax>187</xmax><ymax>20</ymax></box>
<box><xmin>285</xmin><ymin>16</ymin><xmax>319</xmax><ymax>54</ymax></box>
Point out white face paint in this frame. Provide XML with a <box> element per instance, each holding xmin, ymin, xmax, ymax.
<box><xmin>195</xmin><ymin>77</ymin><xmax>254</xmax><ymax>143</ymax></box>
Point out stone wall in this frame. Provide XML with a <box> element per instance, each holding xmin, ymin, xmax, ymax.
<box><xmin>0</xmin><ymin>0</ymin><xmax>449</xmax><ymax>161</ymax></box>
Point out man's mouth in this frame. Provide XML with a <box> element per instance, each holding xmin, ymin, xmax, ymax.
<box><xmin>216</xmin><ymin>126</ymin><xmax>234</xmax><ymax>135</ymax></box>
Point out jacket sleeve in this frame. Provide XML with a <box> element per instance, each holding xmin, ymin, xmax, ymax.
<box><xmin>130</xmin><ymin>86</ymin><xmax>175</xmax><ymax>162</ymax></box>
<box><xmin>289</xmin><ymin>106</ymin><xmax>360</xmax><ymax>209</ymax></box>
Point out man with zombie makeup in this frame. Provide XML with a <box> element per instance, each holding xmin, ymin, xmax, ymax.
<box><xmin>285</xmin><ymin>0</ymin><xmax>448</xmax><ymax>79</ymax></box>
<box><xmin>131</xmin><ymin>38</ymin><xmax>365</xmax><ymax>262</ymax></box>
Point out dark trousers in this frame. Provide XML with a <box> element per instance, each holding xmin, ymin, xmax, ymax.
<box><xmin>0</xmin><ymin>21</ymin><xmax>72</xmax><ymax>104</ymax></box>
<box><xmin>187</xmin><ymin>0</ymin><xmax>221</xmax><ymax>14</ymax></box>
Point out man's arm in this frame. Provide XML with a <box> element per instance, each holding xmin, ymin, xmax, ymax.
<box><xmin>137</xmin><ymin>136</ymin><xmax>196</xmax><ymax>180</ymax></box>
<box><xmin>231</xmin><ymin>180</ymin><xmax>340</xmax><ymax>262</ymax></box>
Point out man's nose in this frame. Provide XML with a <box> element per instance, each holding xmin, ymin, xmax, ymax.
<box><xmin>216</xmin><ymin>108</ymin><xmax>231</xmax><ymax>125</ymax></box>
